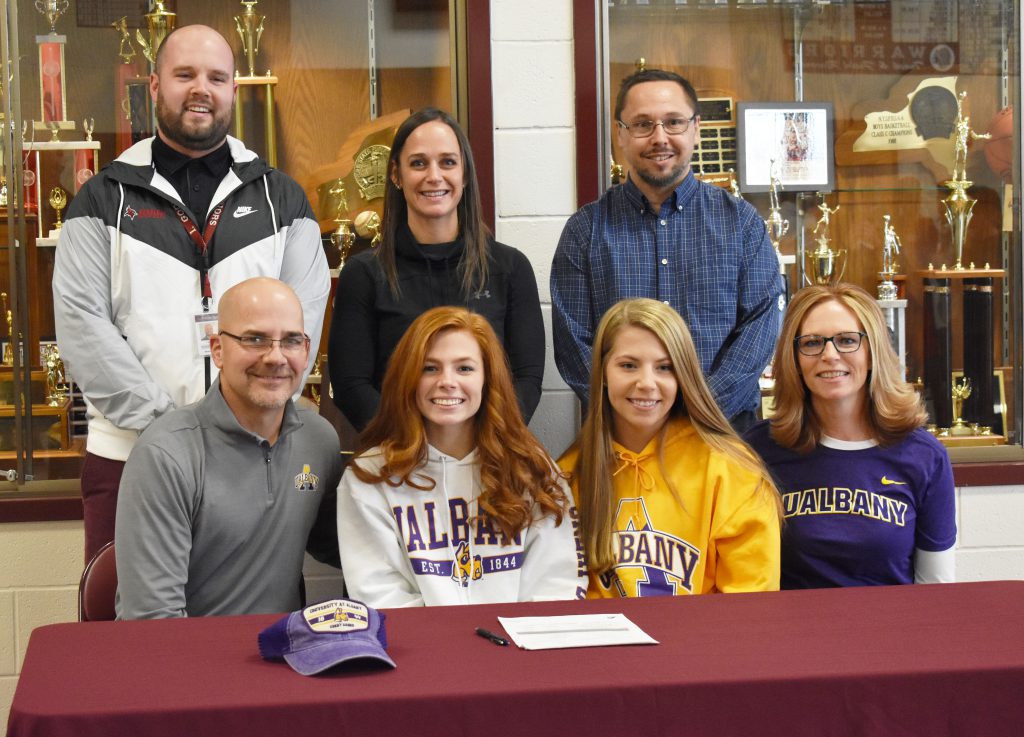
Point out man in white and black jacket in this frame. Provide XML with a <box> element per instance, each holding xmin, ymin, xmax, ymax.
<box><xmin>53</xmin><ymin>25</ymin><xmax>330</xmax><ymax>562</ymax></box>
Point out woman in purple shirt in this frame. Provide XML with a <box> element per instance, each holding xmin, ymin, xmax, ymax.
<box><xmin>744</xmin><ymin>284</ymin><xmax>956</xmax><ymax>588</ymax></box>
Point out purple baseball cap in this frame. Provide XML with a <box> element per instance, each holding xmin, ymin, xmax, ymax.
<box><xmin>258</xmin><ymin>598</ymin><xmax>396</xmax><ymax>675</ymax></box>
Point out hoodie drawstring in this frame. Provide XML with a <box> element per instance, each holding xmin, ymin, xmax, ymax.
<box><xmin>261</xmin><ymin>174</ymin><xmax>278</xmax><ymax>237</ymax></box>
<box><xmin>109</xmin><ymin>183</ymin><xmax>126</xmax><ymax>295</ymax></box>
<box><xmin>613</xmin><ymin>450</ymin><xmax>657</xmax><ymax>493</ymax></box>
<box><xmin>439</xmin><ymin>453</ymin><xmax>476</xmax><ymax>605</ymax></box>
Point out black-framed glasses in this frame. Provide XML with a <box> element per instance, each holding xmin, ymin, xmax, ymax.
<box><xmin>794</xmin><ymin>331</ymin><xmax>867</xmax><ymax>356</ymax></box>
<box><xmin>617</xmin><ymin>115</ymin><xmax>697</xmax><ymax>138</ymax></box>
<box><xmin>218</xmin><ymin>330</ymin><xmax>310</xmax><ymax>355</ymax></box>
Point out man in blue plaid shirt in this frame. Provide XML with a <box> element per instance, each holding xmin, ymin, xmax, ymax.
<box><xmin>551</xmin><ymin>69</ymin><xmax>781</xmax><ymax>431</ymax></box>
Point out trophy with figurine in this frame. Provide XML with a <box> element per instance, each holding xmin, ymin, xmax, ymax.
<box><xmin>942</xmin><ymin>91</ymin><xmax>990</xmax><ymax>270</ymax></box>
<box><xmin>235</xmin><ymin>2</ymin><xmax>266</xmax><ymax>77</ymax></box>
<box><xmin>136</xmin><ymin>1</ymin><xmax>176</xmax><ymax>64</ymax></box>
<box><xmin>878</xmin><ymin>215</ymin><xmax>901</xmax><ymax>301</ymax></box>
<box><xmin>806</xmin><ymin>194</ymin><xmax>845</xmax><ymax>285</ymax></box>
<box><xmin>763</xmin><ymin>160</ymin><xmax>788</xmax><ymax>257</ymax></box>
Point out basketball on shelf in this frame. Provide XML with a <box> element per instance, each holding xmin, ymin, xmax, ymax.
<box><xmin>984</xmin><ymin>106</ymin><xmax>1013</xmax><ymax>181</ymax></box>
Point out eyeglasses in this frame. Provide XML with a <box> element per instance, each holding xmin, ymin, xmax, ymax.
<box><xmin>219</xmin><ymin>330</ymin><xmax>310</xmax><ymax>354</ymax></box>
<box><xmin>794</xmin><ymin>331</ymin><xmax>867</xmax><ymax>357</ymax></box>
<box><xmin>617</xmin><ymin>116</ymin><xmax>697</xmax><ymax>138</ymax></box>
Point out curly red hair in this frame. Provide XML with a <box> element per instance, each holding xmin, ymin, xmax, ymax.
<box><xmin>352</xmin><ymin>306</ymin><xmax>568</xmax><ymax>540</ymax></box>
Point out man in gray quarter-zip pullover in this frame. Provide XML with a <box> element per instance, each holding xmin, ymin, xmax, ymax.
<box><xmin>115</xmin><ymin>279</ymin><xmax>342</xmax><ymax>619</ymax></box>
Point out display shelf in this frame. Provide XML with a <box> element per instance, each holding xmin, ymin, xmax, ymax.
<box><xmin>23</xmin><ymin>140</ymin><xmax>101</xmax><ymax>152</ymax></box>
<box><xmin>582</xmin><ymin>0</ymin><xmax>1020</xmax><ymax>449</ymax></box>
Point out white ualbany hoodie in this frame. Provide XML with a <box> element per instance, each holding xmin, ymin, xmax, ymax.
<box><xmin>338</xmin><ymin>445</ymin><xmax>587</xmax><ymax>607</ymax></box>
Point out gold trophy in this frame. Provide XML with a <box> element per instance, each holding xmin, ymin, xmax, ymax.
<box><xmin>878</xmin><ymin>214</ymin><xmax>901</xmax><ymax>300</ymax></box>
<box><xmin>136</xmin><ymin>1</ymin><xmax>177</xmax><ymax>65</ymax></box>
<box><xmin>354</xmin><ymin>210</ymin><xmax>382</xmax><ymax>248</ymax></box>
<box><xmin>728</xmin><ymin>168</ymin><xmax>742</xmax><ymax>200</ymax></box>
<box><xmin>763</xmin><ymin>160</ymin><xmax>788</xmax><ymax>256</ymax></box>
<box><xmin>35</xmin><ymin>0</ymin><xmax>69</xmax><ymax>33</ymax></box>
<box><xmin>308</xmin><ymin>353</ymin><xmax>323</xmax><ymax>406</ymax></box>
<box><xmin>806</xmin><ymin>194</ymin><xmax>845</xmax><ymax>285</ymax></box>
<box><xmin>83</xmin><ymin>118</ymin><xmax>94</xmax><ymax>141</ymax></box>
<box><xmin>949</xmin><ymin>377</ymin><xmax>973</xmax><ymax>436</ymax></box>
<box><xmin>48</xmin><ymin>186</ymin><xmax>68</xmax><ymax>236</ymax></box>
<box><xmin>43</xmin><ymin>345</ymin><xmax>68</xmax><ymax>407</ymax></box>
<box><xmin>942</xmin><ymin>91</ymin><xmax>990</xmax><ymax>271</ymax></box>
<box><xmin>610</xmin><ymin>159</ymin><xmax>624</xmax><ymax>186</ymax></box>
<box><xmin>331</xmin><ymin>219</ymin><xmax>355</xmax><ymax>269</ymax></box>
<box><xmin>235</xmin><ymin>1</ymin><xmax>266</xmax><ymax>77</ymax></box>
<box><xmin>112</xmin><ymin>17</ymin><xmax>136</xmax><ymax>64</ymax></box>
<box><xmin>2</xmin><ymin>293</ymin><xmax>12</xmax><ymax>366</ymax></box>
<box><xmin>328</xmin><ymin>180</ymin><xmax>355</xmax><ymax>268</ymax></box>
<box><xmin>943</xmin><ymin>182</ymin><xmax>975</xmax><ymax>271</ymax></box>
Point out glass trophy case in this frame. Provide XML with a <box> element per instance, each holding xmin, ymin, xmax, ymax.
<box><xmin>592</xmin><ymin>0</ymin><xmax>1022</xmax><ymax>461</ymax></box>
<box><xmin>1</xmin><ymin>0</ymin><xmax>466</xmax><ymax>493</ymax></box>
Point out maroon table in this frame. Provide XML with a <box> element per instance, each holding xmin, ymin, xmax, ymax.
<box><xmin>7</xmin><ymin>582</ymin><xmax>1024</xmax><ymax>737</ymax></box>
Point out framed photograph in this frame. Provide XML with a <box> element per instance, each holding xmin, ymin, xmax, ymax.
<box><xmin>737</xmin><ymin>102</ymin><xmax>835</xmax><ymax>193</ymax></box>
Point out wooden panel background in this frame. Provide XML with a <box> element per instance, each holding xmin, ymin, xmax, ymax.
<box><xmin>606</xmin><ymin>2</ymin><xmax>1016</xmax><ymax>433</ymax></box>
<box><xmin>9</xmin><ymin>0</ymin><xmax>452</xmax><ymax>361</ymax></box>
<box><xmin>15</xmin><ymin>0</ymin><xmax>451</xmax><ymax>219</ymax></box>
<box><xmin>4</xmin><ymin>0</ymin><xmax>460</xmax><ymax>480</ymax></box>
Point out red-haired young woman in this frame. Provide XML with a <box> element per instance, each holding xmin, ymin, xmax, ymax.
<box><xmin>337</xmin><ymin>306</ymin><xmax>586</xmax><ymax>607</ymax></box>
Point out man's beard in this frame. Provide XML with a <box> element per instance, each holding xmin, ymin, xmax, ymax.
<box><xmin>635</xmin><ymin>160</ymin><xmax>688</xmax><ymax>190</ymax></box>
<box><xmin>156</xmin><ymin>95</ymin><xmax>231</xmax><ymax>153</ymax></box>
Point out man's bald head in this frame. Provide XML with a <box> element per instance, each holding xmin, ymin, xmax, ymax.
<box><xmin>212</xmin><ymin>278</ymin><xmax>309</xmax><ymax>438</ymax></box>
<box><xmin>155</xmin><ymin>25</ymin><xmax>235</xmax><ymax>76</ymax></box>
<box><xmin>218</xmin><ymin>278</ymin><xmax>303</xmax><ymax>331</ymax></box>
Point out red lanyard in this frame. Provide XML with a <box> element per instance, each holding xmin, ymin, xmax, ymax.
<box><xmin>174</xmin><ymin>203</ymin><xmax>225</xmax><ymax>303</ymax></box>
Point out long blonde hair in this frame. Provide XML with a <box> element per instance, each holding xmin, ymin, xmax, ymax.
<box><xmin>769</xmin><ymin>284</ymin><xmax>927</xmax><ymax>453</ymax></box>
<box><xmin>572</xmin><ymin>298</ymin><xmax>779</xmax><ymax>574</ymax></box>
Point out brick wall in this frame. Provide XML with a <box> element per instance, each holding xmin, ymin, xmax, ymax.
<box><xmin>0</xmin><ymin>521</ymin><xmax>343</xmax><ymax>726</ymax></box>
<box><xmin>492</xmin><ymin>0</ymin><xmax>581</xmax><ymax>458</ymax></box>
<box><xmin>0</xmin><ymin>521</ymin><xmax>84</xmax><ymax>726</ymax></box>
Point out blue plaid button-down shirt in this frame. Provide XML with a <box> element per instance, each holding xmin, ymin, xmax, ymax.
<box><xmin>551</xmin><ymin>173</ymin><xmax>781</xmax><ymax>419</ymax></box>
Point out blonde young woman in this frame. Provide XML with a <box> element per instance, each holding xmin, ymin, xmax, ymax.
<box><xmin>560</xmin><ymin>298</ymin><xmax>781</xmax><ymax>598</ymax></box>
<box><xmin>744</xmin><ymin>284</ymin><xmax>956</xmax><ymax>588</ymax></box>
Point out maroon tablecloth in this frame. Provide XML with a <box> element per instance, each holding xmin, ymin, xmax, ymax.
<box><xmin>8</xmin><ymin>582</ymin><xmax>1024</xmax><ymax>737</ymax></box>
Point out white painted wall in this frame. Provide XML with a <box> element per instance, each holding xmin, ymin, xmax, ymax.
<box><xmin>492</xmin><ymin>0</ymin><xmax>582</xmax><ymax>458</ymax></box>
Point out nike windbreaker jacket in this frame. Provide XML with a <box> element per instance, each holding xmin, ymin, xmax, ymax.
<box><xmin>53</xmin><ymin>136</ymin><xmax>330</xmax><ymax>461</ymax></box>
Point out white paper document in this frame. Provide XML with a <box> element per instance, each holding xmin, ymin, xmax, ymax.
<box><xmin>496</xmin><ymin>613</ymin><xmax>658</xmax><ymax>650</ymax></box>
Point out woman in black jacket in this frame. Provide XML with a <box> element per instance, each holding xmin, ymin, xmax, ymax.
<box><xmin>328</xmin><ymin>108</ymin><xmax>545</xmax><ymax>431</ymax></box>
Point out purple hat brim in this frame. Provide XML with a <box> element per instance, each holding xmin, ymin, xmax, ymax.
<box><xmin>282</xmin><ymin>638</ymin><xmax>396</xmax><ymax>676</ymax></box>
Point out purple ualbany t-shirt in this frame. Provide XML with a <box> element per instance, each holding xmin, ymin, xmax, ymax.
<box><xmin>744</xmin><ymin>423</ymin><xmax>957</xmax><ymax>588</ymax></box>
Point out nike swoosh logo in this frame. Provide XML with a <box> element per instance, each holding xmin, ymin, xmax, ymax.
<box><xmin>233</xmin><ymin>208</ymin><xmax>258</xmax><ymax>218</ymax></box>
<box><xmin>881</xmin><ymin>476</ymin><xmax>907</xmax><ymax>486</ymax></box>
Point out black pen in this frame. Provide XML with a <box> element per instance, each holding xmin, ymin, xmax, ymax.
<box><xmin>475</xmin><ymin>627</ymin><xmax>509</xmax><ymax>646</ymax></box>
